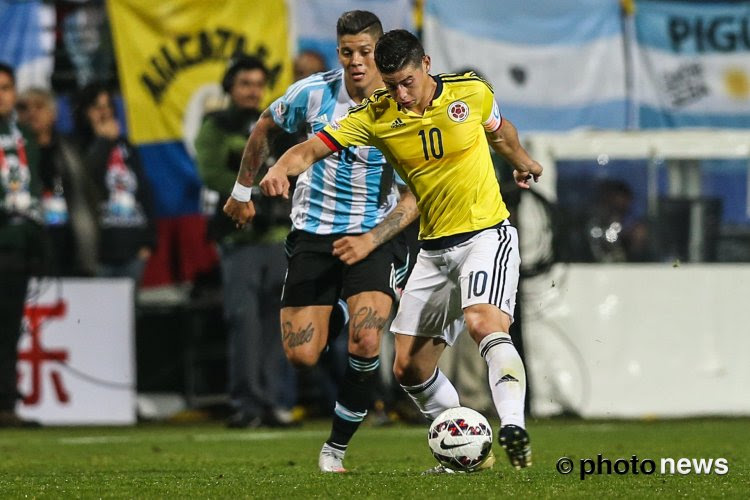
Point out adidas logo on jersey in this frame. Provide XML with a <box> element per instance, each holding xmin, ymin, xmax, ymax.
<box><xmin>311</xmin><ymin>114</ymin><xmax>330</xmax><ymax>125</ymax></box>
<box><xmin>390</xmin><ymin>118</ymin><xmax>406</xmax><ymax>129</ymax></box>
<box><xmin>495</xmin><ymin>374</ymin><xmax>519</xmax><ymax>386</ymax></box>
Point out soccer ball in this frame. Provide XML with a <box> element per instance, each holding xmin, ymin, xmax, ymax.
<box><xmin>427</xmin><ymin>407</ymin><xmax>493</xmax><ymax>472</ymax></box>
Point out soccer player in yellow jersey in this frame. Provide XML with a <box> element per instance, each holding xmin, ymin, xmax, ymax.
<box><xmin>260</xmin><ymin>29</ymin><xmax>543</xmax><ymax>471</ymax></box>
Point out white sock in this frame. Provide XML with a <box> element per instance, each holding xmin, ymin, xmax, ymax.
<box><xmin>400</xmin><ymin>368</ymin><xmax>460</xmax><ymax>421</ymax></box>
<box><xmin>479</xmin><ymin>332</ymin><xmax>526</xmax><ymax>428</ymax></box>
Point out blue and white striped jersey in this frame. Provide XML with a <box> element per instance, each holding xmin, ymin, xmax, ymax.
<box><xmin>269</xmin><ymin>69</ymin><xmax>401</xmax><ymax>235</ymax></box>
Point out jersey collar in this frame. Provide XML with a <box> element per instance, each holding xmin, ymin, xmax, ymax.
<box><xmin>396</xmin><ymin>74</ymin><xmax>444</xmax><ymax>115</ymax></box>
<box><xmin>430</xmin><ymin>74</ymin><xmax>443</xmax><ymax>104</ymax></box>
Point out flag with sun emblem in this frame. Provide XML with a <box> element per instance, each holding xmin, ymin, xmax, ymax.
<box><xmin>632</xmin><ymin>1</ymin><xmax>750</xmax><ymax>128</ymax></box>
<box><xmin>423</xmin><ymin>0</ymin><xmax>628</xmax><ymax>132</ymax></box>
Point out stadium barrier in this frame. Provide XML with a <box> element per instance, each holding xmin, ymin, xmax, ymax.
<box><xmin>17</xmin><ymin>279</ymin><xmax>136</xmax><ymax>425</ymax></box>
<box><xmin>521</xmin><ymin>130</ymin><xmax>750</xmax><ymax>418</ymax></box>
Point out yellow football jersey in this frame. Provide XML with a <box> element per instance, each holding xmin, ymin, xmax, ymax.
<box><xmin>319</xmin><ymin>72</ymin><xmax>509</xmax><ymax>240</ymax></box>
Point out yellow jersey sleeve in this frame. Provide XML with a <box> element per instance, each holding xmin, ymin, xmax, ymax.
<box><xmin>480</xmin><ymin>79</ymin><xmax>503</xmax><ymax>132</ymax></box>
<box><xmin>317</xmin><ymin>104</ymin><xmax>373</xmax><ymax>151</ymax></box>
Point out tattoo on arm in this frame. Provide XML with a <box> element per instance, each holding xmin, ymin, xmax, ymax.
<box><xmin>238</xmin><ymin>109</ymin><xmax>277</xmax><ymax>184</ymax></box>
<box><xmin>282</xmin><ymin>321</ymin><xmax>315</xmax><ymax>348</ymax></box>
<box><xmin>351</xmin><ymin>307</ymin><xmax>388</xmax><ymax>342</ymax></box>
<box><xmin>369</xmin><ymin>188</ymin><xmax>419</xmax><ymax>247</ymax></box>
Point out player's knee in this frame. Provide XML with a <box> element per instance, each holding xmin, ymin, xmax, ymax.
<box><xmin>348</xmin><ymin>331</ymin><xmax>380</xmax><ymax>358</ymax></box>
<box><xmin>463</xmin><ymin>310</ymin><xmax>485</xmax><ymax>333</ymax></box>
<box><xmin>284</xmin><ymin>347</ymin><xmax>320</xmax><ymax>368</ymax></box>
<box><xmin>465</xmin><ymin>320</ymin><xmax>493</xmax><ymax>343</ymax></box>
<box><xmin>464</xmin><ymin>306</ymin><xmax>509</xmax><ymax>343</ymax></box>
<box><xmin>392</xmin><ymin>358</ymin><xmax>423</xmax><ymax>386</ymax></box>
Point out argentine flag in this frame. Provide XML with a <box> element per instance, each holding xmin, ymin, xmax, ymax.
<box><xmin>424</xmin><ymin>0</ymin><xmax>628</xmax><ymax>132</ymax></box>
<box><xmin>0</xmin><ymin>0</ymin><xmax>54</xmax><ymax>90</ymax></box>
<box><xmin>294</xmin><ymin>0</ymin><xmax>414</xmax><ymax>72</ymax></box>
<box><xmin>633</xmin><ymin>0</ymin><xmax>750</xmax><ymax>129</ymax></box>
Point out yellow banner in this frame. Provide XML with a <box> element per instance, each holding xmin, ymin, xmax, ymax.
<box><xmin>108</xmin><ymin>0</ymin><xmax>292</xmax><ymax>144</ymax></box>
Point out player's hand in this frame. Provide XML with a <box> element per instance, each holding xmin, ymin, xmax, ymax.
<box><xmin>514</xmin><ymin>162</ymin><xmax>543</xmax><ymax>189</ymax></box>
<box><xmin>223</xmin><ymin>197</ymin><xmax>256</xmax><ymax>228</ymax></box>
<box><xmin>259</xmin><ymin>165</ymin><xmax>290</xmax><ymax>199</ymax></box>
<box><xmin>332</xmin><ymin>233</ymin><xmax>376</xmax><ymax>265</ymax></box>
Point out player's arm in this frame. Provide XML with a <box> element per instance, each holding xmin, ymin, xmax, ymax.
<box><xmin>223</xmin><ymin>108</ymin><xmax>282</xmax><ymax>227</ymax></box>
<box><xmin>259</xmin><ymin>135</ymin><xmax>334</xmax><ymax>199</ymax></box>
<box><xmin>238</xmin><ymin>108</ymin><xmax>281</xmax><ymax>186</ymax></box>
<box><xmin>262</xmin><ymin>108</ymin><xmax>371</xmax><ymax>198</ymax></box>
<box><xmin>480</xmin><ymin>82</ymin><xmax>543</xmax><ymax>189</ymax></box>
<box><xmin>333</xmin><ymin>184</ymin><xmax>419</xmax><ymax>265</ymax></box>
<box><xmin>487</xmin><ymin>118</ymin><xmax>543</xmax><ymax>190</ymax></box>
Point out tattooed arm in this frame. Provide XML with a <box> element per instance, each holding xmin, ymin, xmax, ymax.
<box><xmin>332</xmin><ymin>184</ymin><xmax>419</xmax><ymax>265</ymax></box>
<box><xmin>237</xmin><ymin>109</ymin><xmax>280</xmax><ymax>186</ymax></box>
<box><xmin>223</xmin><ymin>108</ymin><xmax>281</xmax><ymax>227</ymax></box>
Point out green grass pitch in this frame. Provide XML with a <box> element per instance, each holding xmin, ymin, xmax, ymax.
<box><xmin>1</xmin><ymin>418</ymin><xmax>747</xmax><ymax>498</ymax></box>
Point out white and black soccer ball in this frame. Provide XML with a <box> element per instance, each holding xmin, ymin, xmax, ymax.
<box><xmin>427</xmin><ymin>407</ymin><xmax>493</xmax><ymax>472</ymax></box>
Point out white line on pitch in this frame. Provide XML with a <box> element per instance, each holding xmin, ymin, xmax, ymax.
<box><xmin>60</xmin><ymin>436</ymin><xmax>138</xmax><ymax>445</ymax></box>
<box><xmin>58</xmin><ymin>431</ymin><xmax>324</xmax><ymax>445</ymax></box>
<box><xmin>59</xmin><ymin>427</ymin><xmax>424</xmax><ymax>445</ymax></box>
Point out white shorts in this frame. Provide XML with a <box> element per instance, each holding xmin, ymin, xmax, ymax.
<box><xmin>390</xmin><ymin>222</ymin><xmax>520</xmax><ymax>346</ymax></box>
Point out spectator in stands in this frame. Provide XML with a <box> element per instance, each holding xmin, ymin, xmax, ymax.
<box><xmin>73</xmin><ymin>83</ymin><xmax>156</xmax><ymax>284</ymax></box>
<box><xmin>17</xmin><ymin>88</ymin><xmax>98</xmax><ymax>276</ymax></box>
<box><xmin>573</xmin><ymin>179</ymin><xmax>651</xmax><ymax>263</ymax></box>
<box><xmin>293</xmin><ymin>49</ymin><xmax>327</xmax><ymax>81</ymax></box>
<box><xmin>195</xmin><ymin>56</ymin><xmax>294</xmax><ymax>428</ymax></box>
<box><xmin>0</xmin><ymin>62</ymin><xmax>42</xmax><ymax>427</ymax></box>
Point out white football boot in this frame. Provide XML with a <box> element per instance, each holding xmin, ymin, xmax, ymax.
<box><xmin>318</xmin><ymin>443</ymin><xmax>347</xmax><ymax>473</ymax></box>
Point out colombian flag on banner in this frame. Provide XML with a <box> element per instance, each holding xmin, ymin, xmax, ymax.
<box><xmin>108</xmin><ymin>0</ymin><xmax>292</xmax><ymax>216</ymax></box>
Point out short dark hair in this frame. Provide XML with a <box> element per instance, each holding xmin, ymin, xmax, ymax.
<box><xmin>75</xmin><ymin>82</ymin><xmax>111</xmax><ymax>114</ymax></box>
<box><xmin>374</xmin><ymin>29</ymin><xmax>424</xmax><ymax>74</ymax></box>
<box><xmin>222</xmin><ymin>56</ymin><xmax>268</xmax><ymax>93</ymax></box>
<box><xmin>336</xmin><ymin>10</ymin><xmax>383</xmax><ymax>39</ymax></box>
<box><xmin>0</xmin><ymin>61</ymin><xmax>15</xmax><ymax>84</ymax></box>
<box><xmin>454</xmin><ymin>67</ymin><xmax>486</xmax><ymax>80</ymax></box>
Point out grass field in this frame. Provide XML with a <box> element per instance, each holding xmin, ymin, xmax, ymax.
<box><xmin>1</xmin><ymin>418</ymin><xmax>748</xmax><ymax>498</ymax></box>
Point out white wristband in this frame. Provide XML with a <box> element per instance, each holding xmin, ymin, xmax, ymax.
<box><xmin>231</xmin><ymin>181</ymin><xmax>253</xmax><ymax>202</ymax></box>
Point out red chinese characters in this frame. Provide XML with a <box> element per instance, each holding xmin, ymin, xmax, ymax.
<box><xmin>18</xmin><ymin>300</ymin><xmax>70</xmax><ymax>405</ymax></box>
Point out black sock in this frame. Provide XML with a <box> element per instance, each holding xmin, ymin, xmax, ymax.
<box><xmin>327</xmin><ymin>354</ymin><xmax>379</xmax><ymax>449</ymax></box>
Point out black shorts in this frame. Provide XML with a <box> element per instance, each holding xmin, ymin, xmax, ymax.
<box><xmin>280</xmin><ymin>230</ymin><xmax>410</xmax><ymax>307</ymax></box>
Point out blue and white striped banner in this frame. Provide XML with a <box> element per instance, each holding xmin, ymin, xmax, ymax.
<box><xmin>424</xmin><ymin>0</ymin><xmax>628</xmax><ymax>132</ymax></box>
<box><xmin>294</xmin><ymin>0</ymin><xmax>413</xmax><ymax>72</ymax></box>
<box><xmin>633</xmin><ymin>1</ymin><xmax>750</xmax><ymax>129</ymax></box>
<box><xmin>0</xmin><ymin>0</ymin><xmax>54</xmax><ymax>90</ymax></box>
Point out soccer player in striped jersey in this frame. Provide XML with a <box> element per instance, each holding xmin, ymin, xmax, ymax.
<box><xmin>224</xmin><ymin>12</ymin><xmax>418</xmax><ymax>473</ymax></box>
<box><xmin>259</xmin><ymin>29</ymin><xmax>543</xmax><ymax>472</ymax></box>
